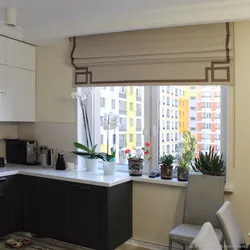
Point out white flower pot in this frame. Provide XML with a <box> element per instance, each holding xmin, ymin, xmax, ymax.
<box><xmin>103</xmin><ymin>162</ymin><xmax>116</xmax><ymax>175</ymax></box>
<box><xmin>85</xmin><ymin>158</ymin><xmax>99</xmax><ymax>172</ymax></box>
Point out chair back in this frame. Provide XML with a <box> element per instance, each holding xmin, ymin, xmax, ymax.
<box><xmin>184</xmin><ymin>174</ymin><xmax>224</xmax><ymax>228</ymax></box>
<box><xmin>216</xmin><ymin>201</ymin><xmax>245</xmax><ymax>250</ymax></box>
<box><xmin>190</xmin><ymin>222</ymin><xmax>222</xmax><ymax>250</ymax></box>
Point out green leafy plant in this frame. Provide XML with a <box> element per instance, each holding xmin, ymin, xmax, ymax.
<box><xmin>159</xmin><ymin>154</ymin><xmax>175</xmax><ymax>166</ymax></box>
<box><xmin>191</xmin><ymin>146</ymin><xmax>225</xmax><ymax>176</ymax></box>
<box><xmin>72</xmin><ymin>142</ymin><xmax>116</xmax><ymax>162</ymax></box>
<box><xmin>176</xmin><ymin>131</ymin><xmax>197</xmax><ymax>170</ymax></box>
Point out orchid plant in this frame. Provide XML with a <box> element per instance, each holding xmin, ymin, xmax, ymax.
<box><xmin>102</xmin><ymin>112</ymin><xmax>120</xmax><ymax>159</ymax></box>
<box><xmin>124</xmin><ymin>142</ymin><xmax>151</xmax><ymax>161</ymax></box>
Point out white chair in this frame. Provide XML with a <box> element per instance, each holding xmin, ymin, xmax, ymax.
<box><xmin>168</xmin><ymin>175</ymin><xmax>224</xmax><ymax>250</ymax></box>
<box><xmin>190</xmin><ymin>222</ymin><xmax>222</xmax><ymax>250</ymax></box>
<box><xmin>216</xmin><ymin>201</ymin><xmax>245</xmax><ymax>250</ymax></box>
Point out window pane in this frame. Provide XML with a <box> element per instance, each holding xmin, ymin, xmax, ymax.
<box><xmin>95</xmin><ymin>86</ymin><xmax>145</xmax><ymax>164</ymax></box>
<box><xmin>159</xmin><ymin>86</ymin><xmax>222</xmax><ymax>157</ymax></box>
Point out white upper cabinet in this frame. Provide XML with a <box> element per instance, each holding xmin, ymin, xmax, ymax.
<box><xmin>0</xmin><ymin>36</ymin><xmax>6</xmax><ymax>65</ymax></box>
<box><xmin>0</xmin><ymin>65</ymin><xmax>6</xmax><ymax>93</ymax></box>
<box><xmin>0</xmin><ymin>93</ymin><xmax>6</xmax><ymax>121</ymax></box>
<box><xmin>5</xmin><ymin>67</ymin><xmax>35</xmax><ymax>122</ymax></box>
<box><xmin>6</xmin><ymin>38</ymin><xmax>36</xmax><ymax>71</ymax></box>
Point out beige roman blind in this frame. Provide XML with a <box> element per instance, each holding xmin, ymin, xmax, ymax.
<box><xmin>71</xmin><ymin>22</ymin><xmax>234</xmax><ymax>87</ymax></box>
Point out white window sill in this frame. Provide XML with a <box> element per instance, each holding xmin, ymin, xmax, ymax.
<box><xmin>131</xmin><ymin>175</ymin><xmax>234</xmax><ymax>193</ymax></box>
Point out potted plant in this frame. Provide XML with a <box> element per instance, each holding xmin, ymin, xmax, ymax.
<box><xmin>72</xmin><ymin>143</ymin><xmax>107</xmax><ymax>172</ymax></box>
<box><xmin>176</xmin><ymin>132</ymin><xmax>196</xmax><ymax>181</ymax></box>
<box><xmin>191</xmin><ymin>146</ymin><xmax>225</xmax><ymax>176</ymax></box>
<box><xmin>102</xmin><ymin>148</ymin><xmax>117</xmax><ymax>175</ymax></box>
<box><xmin>124</xmin><ymin>142</ymin><xmax>151</xmax><ymax>176</ymax></box>
<box><xmin>159</xmin><ymin>153</ymin><xmax>175</xmax><ymax>179</ymax></box>
<box><xmin>102</xmin><ymin>112</ymin><xmax>119</xmax><ymax>175</ymax></box>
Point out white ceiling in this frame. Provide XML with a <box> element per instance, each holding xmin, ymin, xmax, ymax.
<box><xmin>0</xmin><ymin>0</ymin><xmax>249</xmax><ymax>44</ymax></box>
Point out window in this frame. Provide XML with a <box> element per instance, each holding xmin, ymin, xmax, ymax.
<box><xmin>129</xmin><ymin>118</ymin><xmax>134</xmax><ymax>127</ymax></box>
<box><xmin>129</xmin><ymin>87</ymin><xmax>133</xmax><ymax>95</ymax></box>
<box><xmin>100</xmin><ymin>97</ymin><xmax>105</xmax><ymax>108</ymax></box>
<box><xmin>81</xmin><ymin>85</ymin><xmax>225</xmax><ymax>173</ymax></box>
<box><xmin>111</xmin><ymin>99</ymin><xmax>116</xmax><ymax>109</ymax></box>
<box><xmin>130</xmin><ymin>102</ymin><xmax>133</xmax><ymax>111</ymax></box>
<box><xmin>202</xmin><ymin>123</ymin><xmax>211</xmax><ymax>129</ymax></box>
<box><xmin>202</xmin><ymin>102</ymin><xmax>211</xmax><ymax>108</ymax></box>
<box><xmin>129</xmin><ymin>134</ymin><xmax>133</xmax><ymax>142</ymax></box>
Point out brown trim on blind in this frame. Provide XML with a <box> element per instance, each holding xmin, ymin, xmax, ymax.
<box><xmin>71</xmin><ymin>22</ymin><xmax>231</xmax><ymax>86</ymax></box>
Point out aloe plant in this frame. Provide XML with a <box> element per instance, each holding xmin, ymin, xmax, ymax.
<box><xmin>159</xmin><ymin>154</ymin><xmax>175</xmax><ymax>166</ymax></box>
<box><xmin>191</xmin><ymin>146</ymin><xmax>225</xmax><ymax>176</ymax></box>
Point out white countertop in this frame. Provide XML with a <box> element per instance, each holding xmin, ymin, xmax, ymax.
<box><xmin>0</xmin><ymin>165</ymin><xmax>234</xmax><ymax>192</ymax></box>
<box><xmin>0</xmin><ymin>165</ymin><xmax>131</xmax><ymax>187</ymax></box>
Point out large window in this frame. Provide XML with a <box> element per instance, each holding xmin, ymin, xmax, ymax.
<box><xmin>79</xmin><ymin>85</ymin><xmax>227</xmax><ymax>172</ymax></box>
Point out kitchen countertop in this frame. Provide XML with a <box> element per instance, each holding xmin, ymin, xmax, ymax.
<box><xmin>0</xmin><ymin>164</ymin><xmax>234</xmax><ymax>192</ymax></box>
<box><xmin>0</xmin><ymin>164</ymin><xmax>131</xmax><ymax>187</ymax></box>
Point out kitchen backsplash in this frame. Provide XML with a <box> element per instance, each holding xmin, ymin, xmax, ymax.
<box><xmin>0</xmin><ymin>123</ymin><xmax>18</xmax><ymax>158</ymax></box>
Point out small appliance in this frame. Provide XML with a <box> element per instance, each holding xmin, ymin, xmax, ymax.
<box><xmin>5</xmin><ymin>139</ymin><xmax>39</xmax><ymax>165</ymax></box>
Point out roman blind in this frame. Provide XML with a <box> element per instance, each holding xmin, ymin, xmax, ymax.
<box><xmin>71</xmin><ymin>22</ymin><xmax>234</xmax><ymax>87</ymax></box>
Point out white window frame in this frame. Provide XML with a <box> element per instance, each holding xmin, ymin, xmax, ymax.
<box><xmin>77</xmin><ymin>85</ymin><xmax>230</xmax><ymax>177</ymax></box>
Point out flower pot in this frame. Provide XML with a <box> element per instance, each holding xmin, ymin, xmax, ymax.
<box><xmin>103</xmin><ymin>162</ymin><xmax>116</xmax><ymax>175</ymax></box>
<box><xmin>177</xmin><ymin>166</ymin><xmax>189</xmax><ymax>181</ymax></box>
<box><xmin>161</xmin><ymin>165</ymin><xmax>173</xmax><ymax>179</ymax></box>
<box><xmin>128</xmin><ymin>159</ymin><xmax>144</xmax><ymax>176</ymax></box>
<box><xmin>85</xmin><ymin>158</ymin><xmax>99</xmax><ymax>172</ymax></box>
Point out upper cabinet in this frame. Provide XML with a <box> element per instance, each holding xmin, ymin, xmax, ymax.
<box><xmin>0</xmin><ymin>37</ymin><xmax>6</xmax><ymax>65</ymax></box>
<box><xmin>0</xmin><ymin>36</ymin><xmax>36</xmax><ymax>122</ymax></box>
<box><xmin>6</xmin><ymin>39</ymin><xmax>36</xmax><ymax>71</ymax></box>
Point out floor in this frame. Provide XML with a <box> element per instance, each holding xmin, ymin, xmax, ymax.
<box><xmin>0</xmin><ymin>233</ymin><xmax>149</xmax><ymax>250</ymax></box>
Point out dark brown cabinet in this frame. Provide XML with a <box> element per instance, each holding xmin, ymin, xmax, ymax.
<box><xmin>21</xmin><ymin>175</ymin><xmax>132</xmax><ymax>250</ymax></box>
<box><xmin>0</xmin><ymin>175</ymin><xmax>22</xmax><ymax>237</ymax></box>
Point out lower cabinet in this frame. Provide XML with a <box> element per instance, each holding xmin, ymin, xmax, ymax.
<box><xmin>1</xmin><ymin>175</ymin><xmax>132</xmax><ymax>250</ymax></box>
<box><xmin>65</xmin><ymin>183</ymin><xmax>99</xmax><ymax>249</ymax></box>
<box><xmin>23</xmin><ymin>176</ymin><xmax>66</xmax><ymax>241</ymax></box>
<box><xmin>0</xmin><ymin>175</ymin><xmax>21</xmax><ymax>237</ymax></box>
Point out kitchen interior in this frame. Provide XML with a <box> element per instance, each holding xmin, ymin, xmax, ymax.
<box><xmin>0</xmin><ymin>1</ymin><xmax>249</xmax><ymax>250</ymax></box>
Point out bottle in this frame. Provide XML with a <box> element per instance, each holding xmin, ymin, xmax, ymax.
<box><xmin>47</xmin><ymin>149</ymin><xmax>54</xmax><ymax>167</ymax></box>
<box><xmin>56</xmin><ymin>152</ymin><xmax>66</xmax><ymax>170</ymax></box>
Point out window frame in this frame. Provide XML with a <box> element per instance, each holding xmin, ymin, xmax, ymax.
<box><xmin>78</xmin><ymin>85</ymin><xmax>230</xmax><ymax>178</ymax></box>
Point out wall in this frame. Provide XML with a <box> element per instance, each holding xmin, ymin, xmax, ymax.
<box><xmin>18</xmin><ymin>40</ymin><xmax>77</xmax><ymax>161</ymax></box>
<box><xmin>17</xmin><ymin>21</ymin><xmax>250</xmax><ymax>247</ymax></box>
<box><xmin>0</xmin><ymin>124</ymin><xmax>18</xmax><ymax>158</ymax></box>
<box><xmin>132</xmin><ymin>21</ymin><xmax>250</xmax><ymax>247</ymax></box>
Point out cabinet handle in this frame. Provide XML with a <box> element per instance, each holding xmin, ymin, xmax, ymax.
<box><xmin>73</xmin><ymin>185</ymin><xmax>90</xmax><ymax>191</ymax></box>
<box><xmin>0</xmin><ymin>178</ymin><xmax>6</xmax><ymax>182</ymax></box>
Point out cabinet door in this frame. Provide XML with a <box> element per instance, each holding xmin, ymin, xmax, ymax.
<box><xmin>0</xmin><ymin>65</ymin><xmax>6</xmax><ymax>93</ymax></box>
<box><xmin>0</xmin><ymin>36</ymin><xmax>6</xmax><ymax>65</ymax></box>
<box><xmin>6</xmin><ymin>39</ymin><xmax>35</xmax><ymax>71</ymax></box>
<box><xmin>0</xmin><ymin>176</ymin><xmax>21</xmax><ymax>237</ymax></box>
<box><xmin>23</xmin><ymin>177</ymin><xmax>66</xmax><ymax>240</ymax></box>
<box><xmin>0</xmin><ymin>93</ymin><xmax>6</xmax><ymax>121</ymax></box>
<box><xmin>6</xmin><ymin>67</ymin><xmax>35</xmax><ymax>122</ymax></box>
<box><xmin>65</xmin><ymin>184</ymin><xmax>99</xmax><ymax>249</ymax></box>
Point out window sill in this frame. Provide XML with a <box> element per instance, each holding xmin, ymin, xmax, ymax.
<box><xmin>131</xmin><ymin>175</ymin><xmax>234</xmax><ymax>193</ymax></box>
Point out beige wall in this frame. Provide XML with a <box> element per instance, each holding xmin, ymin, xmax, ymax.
<box><xmin>0</xmin><ymin>124</ymin><xmax>18</xmax><ymax>158</ymax></box>
<box><xmin>18</xmin><ymin>40</ymin><xmax>77</xmax><ymax>156</ymax></box>
<box><xmin>132</xmin><ymin>21</ymin><xmax>250</xmax><ymax>246</ymax></box>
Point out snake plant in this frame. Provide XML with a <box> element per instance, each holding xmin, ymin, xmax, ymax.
<box><xmin>191</xmin><ymin>146</ymin><xmax>225</xmax><ymax>176</ymax></box>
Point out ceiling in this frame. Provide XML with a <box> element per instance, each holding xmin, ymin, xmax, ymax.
<box><xmin>0</xmin><ymin>0</ymin><xmax>249</xmax><ymax>44</ymax></box>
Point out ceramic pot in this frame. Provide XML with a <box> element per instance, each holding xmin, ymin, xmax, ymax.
<box><xmin>128</xmin><ymin>159</ymin><xmax>144</xmax><ymax>176</ymax></box>
<box><xmin>85</xmin><ymin>158</ymin><xmax>99</xmax><ymax>172</ymax></box>
<box><xmin>177</xmin><ymin>166</ymin><xmax>189</xmax><ymax>181</ymax></box>
<box><xmin>103</xmin><ymin>162</ymin><xmax>116</xmax><ymax>175</ymax></box>
<box><xmin>161</xmin><ymin>165</ymin><xmax>173</xmax><ymax>179</ymax></box>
